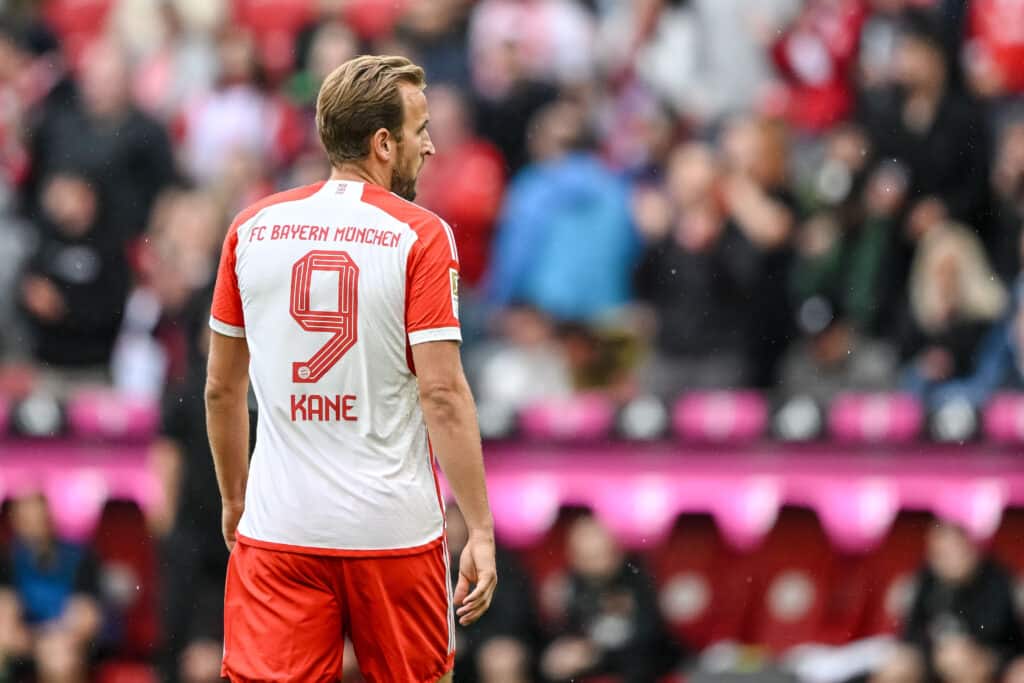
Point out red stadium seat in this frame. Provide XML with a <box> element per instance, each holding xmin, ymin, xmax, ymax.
<box><xmin>647</xmin><ymin>514</ymin><xmax>751</xmax><ymax>650</ymax></box>
<box><xmin>857</xmin><ymin>512</ymin><xmax>931</xmax><ymax>637</ymax></box>
<box><xmin>517</xmin><ymin>508</ymin><xmax>588</xmax><ymax>631</ymax></box>
<box><xmin>94</xmin><ymin>660</ymin><xmax>158</xmax><ymax>683</ymax></box>
<box><xmin>990</xmin><ymin>508</ymin><xmax>1024</xmax><ymax>619</ymax></box>
<box><xmin>744</xmin><ymin>508</ymin><xmax>858</xmax><ymax>651</ymax></box>
<box><xmin>92</xmin><ymin>501</ymin><xmax>160</xmax><ymax>658</ymax></box>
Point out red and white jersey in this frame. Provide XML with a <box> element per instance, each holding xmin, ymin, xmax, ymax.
<box><xmin>209</xmin><ymin>180</ymin><xmax>461</xmax><ymax>556</ymax></box>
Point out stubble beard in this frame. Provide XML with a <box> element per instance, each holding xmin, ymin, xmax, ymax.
<box><xmin>391</xmin><ymin>166</ymin><xmax>417</xmax><ymax>201</ymax></box>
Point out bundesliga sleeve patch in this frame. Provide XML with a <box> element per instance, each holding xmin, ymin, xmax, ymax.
<box><xmin>449</xmin><ymin>268</ymin><xmax>459</xmax><ymax>320</ymax></box>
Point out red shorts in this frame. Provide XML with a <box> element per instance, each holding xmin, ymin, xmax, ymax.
<box><xmin>222</xmin><ymin>537</ymin><xmax>455</xmax><ymax>683</ymax></box>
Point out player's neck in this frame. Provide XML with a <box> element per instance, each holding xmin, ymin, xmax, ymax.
<box><xmin>330</xmin><ymin>163</ymin><xmax>391</xmax><ymax>192</ymax></box>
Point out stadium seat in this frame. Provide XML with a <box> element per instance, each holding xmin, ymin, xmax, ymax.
<box><xmin>94</xmin><ymin>660</ymin><xmax>158</xmax><ymax>683</ymax></box>
<box><xmin>518</xmin><ymin>394</ymin><xmax>615</xmax><ymax>442</ymax></box>
<box><xmin>744</xmin><ymin>508</ymin><xmax>857</xmax><ymax>651</ymax></box>
<box><xmin>516</xmin><ymin>508</ymin><xmax>588</xmax><ymax>631</ymax></box>
<box><xmin>672</xmin><ymin>391</ymin><xmax>768</xmax><ymax>443</ymax></box>
<box><xmin>856</xmin><ymin>511</ymin><xmax>932</xmax><ymax>637</ymax></box>
<box><xmin>0</xmin><ymin>393</ymin><xmax>8</xmax><ymax>438</ymax></box>
<box><xmin>983</xmin><ymin>393</ymin><xmax>1024</xmax><ymax>443</ymax></box>
<box><xmin>91</xmin><ymin>501</ymin><xmax>160</xmax><ymax>658</ymax></box>
<box><xmin>647</xmin><ymin>514</ymin><xmax>751</xmax><ymax>650</ymax></box>
<box><xmin>828</xmin><ymin>393</ymin><xmax>923</xmax><ymax>443</ymax></box>
<box><xmin>66</xmin><ymin>389</ymin><xmax>159</xmax><ymax>442</ymax></box>
<box><xmin>990</xmin><ymin>508</ymin><xmax>1024</xmax><ymax>619</ymax></box>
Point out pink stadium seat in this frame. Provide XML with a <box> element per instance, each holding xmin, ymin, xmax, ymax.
<box><xmin>92</xmin><ymin>501</ymin><xmax>160</xmax><ymax>658</ymax></box>
<box><xmin>857</xmin><ymin>512</ymin><xmax>931</xmax><ymax>637</ymax></box>
<box><xmin>647</xmin><ymin>514</ymin><xmax>751</xmax><ymax>650</ymax></box>
<box><xmin>745</xmin><ymin>508</ymin><xmax>860</xmax><ymax>651</ymax></box>
<box><xmin>519</xmin><ymin>394</ymin><xmax>615</xmax><ymax>441</ymax></box>
<box><xmin>672</xmin><ymin>391</ymin><xmax>768</xmax><ymax>443</ymax></box>
<box><xmin>828</xmin><ymin>393</ymin><xmax>923</xmax><ymax>443</ymax></box>
<box><xmin>983</xmin><ymin>393</ymin><xmax>1024</xmax><ymax>443</ymax></box>
<box><xmin>65</xmin><ymin>389</ymin><xmax>159</xmax><ymax>442</ymax></box>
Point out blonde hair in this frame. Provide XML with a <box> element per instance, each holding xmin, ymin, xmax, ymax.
<box><xmin>910</xmin><ymin>224</ymin><xmax>1007</xmax><ymax>333</ymax></box>
<box><xmin>316</xmin><ymin>55</ymin><xmax>426</xmax><ymax>168</ymax></box>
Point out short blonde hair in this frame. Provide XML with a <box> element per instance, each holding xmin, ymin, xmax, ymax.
<box><xmin>316</xmin><ymin>55</ymin><xmax>426</xmax><ymax>168</ymax></box>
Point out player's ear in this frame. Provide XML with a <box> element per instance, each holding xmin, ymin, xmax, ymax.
<box><xmin>371</xmin><ymin>128</ymin><xmax>392</xmax><ymax>162</ymax></box>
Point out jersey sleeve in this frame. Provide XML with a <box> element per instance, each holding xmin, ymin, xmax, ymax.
<box><xmin>406</xmin><ymin>218</ymin><xmax>462</xmax><ymax>345</ymax></box>
<box><xmin>209</xmin><ymin>224</ymin><xmax>245</xmax><ymax>338</ymax></box>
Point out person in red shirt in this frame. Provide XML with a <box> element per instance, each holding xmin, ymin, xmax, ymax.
<box><xmin>965</xmin><ymin>0</ymin><xmax>1024</xmax><ymax>97</ymax></box>
<box><xmin>415</xmin><ymin>84</ymin><xmax>505</xmax><ymax>288</ymax></box>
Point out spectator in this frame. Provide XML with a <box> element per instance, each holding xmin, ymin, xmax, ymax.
<box><xmin>721</xmin><ymin>116</ymin><xmax>798</xmax><ymax>386</ymax></box>
<box><xmin>468</xmin><ymin>20</ymin><xmax>559</xmax><ymax>173</ymax></box>
<box><xmin>899</xmin><ymin>224</ymin><xmax>1007</xmax><ymax>406</ymax></box>
<box><xmin>633</xmin><ymin>142</ymin><xmax>760</xmax><ymax>395</ymax></box>
<box><xmin>990</xmin><ymin>119</ymin><xmax>1024</xmax><ymax>284</ymax></box>
<box><xmin>0</xmin><ymin>492</ymin><xmax>103</xmax><ymax>683</ymax></box>
<box><xmin>131</xmin><ymin>1</ymin><xmax>220</xmax><ymax>122</ymax></box>
<box><xmin>446</xmin><ymin>504</ymin><xmax>539</xmax><ymax>683</ymax></box>
<box><xmin>395</xmin><ymin>0</ymin><xmax>473</xmax><ymax>87</ymax></box>
<box><xmin>861</xmin><ymin>12</ymin><xmax>990</xmax><ymax>238</ymax></box>
<box><xmin>415</xmin><ymin>84</ymin><xmax>506</xmax><ymax>289</ymax></box>
<box><xmin>793</xmin><ymin>132</ymin><xmax>907</xmax><ymax>336</ymax></box>
<box><xmin>150</xmin><ymin>290</ymin><xmax>234</xmax><ymax>683</ymax></box>
<box><xmin>597</xmin><ymin>0</ymin><xmax>799</xmax><ymax>128</ymax></box>
<box><xmin>964</xmin><ymin>0</ymin><xmax>1024</xmax><ymax>100</ymax></box>
<box><xmin>539</xmin><ymin>514</ymin><xmax>681</xmax><ymax>683</ymax></box>
<box><xmin>488</xmin><ymin>100</ymin><xmax>638</xmax><ymax>322</ymax></box>
<box><xmin>113</xmin><ymin>189</ymin><xmax>224</xmax><ymax>396</ymax></box>
<box><xmin>872</xmin><ymin>520</ymin><xmax>1024</xmax><ymax>683</ymax></box>
<box><xmin>469</xmin><ymin>0</ymin><xmax>594</xmax><ymax>91</ymax></box>
<box><xmin>769</xmin><ymin>0</ymin><xmax>867</xmax><ymax>133</ymax></box>
<box><xmin>286</xmin><ymin>21</ymin><xmax>357</xmax><ymax>110</ymax></box>
<box><xmin>177</xmin><ymin>27</ymin><xmax>303</xmax><ymax>185</ymax></box>
<box><xmin>18</xmin><ymin>170</ymin><xmax>130</xmax><ymax>378</ymax></box>
<box><xmin>466</xmin><ymin>304</ymin><xmax>573</xmax><ymax>414</ymax></box>
<box><xmin>26</xmin><ymin>39</ymin><xmax>176</xmax><ymax>241</ymax></box>
<box><xmin>778</xmin><ymin>295</ymin><xmax>897</xmax><ymax>404</ymax></box>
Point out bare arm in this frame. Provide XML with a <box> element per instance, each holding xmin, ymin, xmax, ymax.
<box><xmin>204</xmin><ymin>332</ymin><xmax>251</xmax><ymax>550</ymax></box>
<box><xmin>412</xmin><ymin>340</ymin><xmax>496</xmax><ymax>625</ymax></box>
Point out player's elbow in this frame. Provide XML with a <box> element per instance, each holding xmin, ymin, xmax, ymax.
<box><xmin>418</xmin><ymin>378</ymin><xmax>465</xmax><ymax>424</ymax></box>
<box><xmin>205</xmin><ymin>376</ymin><xmax>242</xmax><ymax>407</ymax></box>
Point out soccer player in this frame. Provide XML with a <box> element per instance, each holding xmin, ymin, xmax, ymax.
<box><xmin>204</xmin><ymin>55</ymin><xmax>496</xmax><ymax>682</ymax></box>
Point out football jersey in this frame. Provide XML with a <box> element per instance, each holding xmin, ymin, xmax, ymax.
<box><xmin>209</xmin><ymin>179</ymin><xmax>461</xmax><ymax>555</ymax></box>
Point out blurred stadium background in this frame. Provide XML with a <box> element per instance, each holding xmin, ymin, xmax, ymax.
<box><xmin>0</xmin><ymin>0</ymin><xmax>1024</xmax><ymax>681</ymax></box>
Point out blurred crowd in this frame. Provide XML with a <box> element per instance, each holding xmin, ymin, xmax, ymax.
<box><xmin>0</xmin><ymin>0</ymin><xmax>1022</xmax><ymax>421</ymax></box>
<box><xmin>0</xmin><ymin>0</ymin><xmax>1022</xmax><ymax>681</ymax></box>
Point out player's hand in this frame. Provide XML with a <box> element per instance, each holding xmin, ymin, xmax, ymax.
<box><xmin>222</xmin><ymin>500</ymin><xmax>244</xmax><ymax>552</ymax></box>
<box><xmin>453</xmin><ymin>531</ymin><xmax>497</xmax><ymax>626</ymax></box>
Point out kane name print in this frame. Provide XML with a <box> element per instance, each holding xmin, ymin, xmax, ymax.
<box><xmin>249</xmin><ymin>224</ymin><xmax>402</xmax><ymax>248</ymax></box>
<box><xmin>291</xmin><ymin>393</ymin><xmax>358</xmax><ymax>422</ymax></box>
